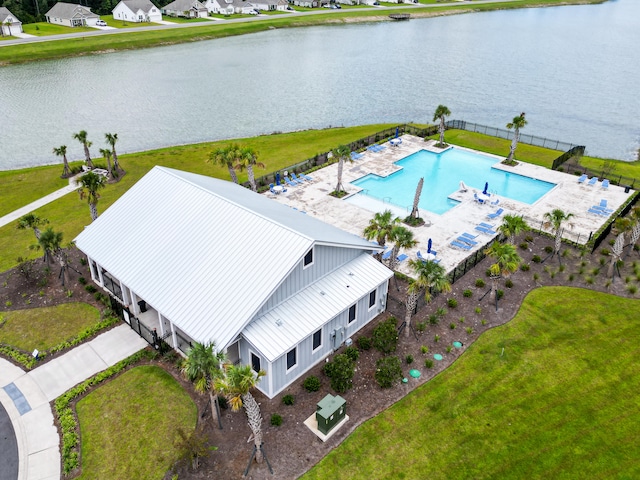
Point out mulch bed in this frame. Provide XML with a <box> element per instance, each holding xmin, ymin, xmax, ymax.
<box><xmin>1</xmin><ymin>230</ymin><xmax>637</xmax><ymax>479</ymax></box>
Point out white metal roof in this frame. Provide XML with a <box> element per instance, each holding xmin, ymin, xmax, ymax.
<box><xmin>243</xmin><ymin>254</ymin><xmax>393</xmax><ymax>362</ymax></box>
<box><xmin>75</xmin><ymin>166</ymin><xmax>380</xmax><ymax>350</ymax></box>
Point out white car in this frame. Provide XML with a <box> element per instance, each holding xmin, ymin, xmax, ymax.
<box><xmin>96</xmin><ymin>20</ymin><xmax>107</xmax><ymax>26</ymax></box>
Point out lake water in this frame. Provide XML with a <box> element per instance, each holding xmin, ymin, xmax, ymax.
<box><xmin>1</xmin><ymin>0</ymin><xmax>638</xmax><ymax>170</ymax></box>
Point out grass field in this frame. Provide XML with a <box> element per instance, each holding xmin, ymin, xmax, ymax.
<box><xmin>76</xmin><ymin>365</ymin><xmax>197</xmax><ymax>479</ymax></box>
<box><xmin>100</xmin><ymin>15</ymin><xmax>159</xmax><ymax>29</ymax></box>
<box><xmin>303</xmin><ymin>287</ymin><xmax>640</xmax><ymax>479</ymax></box>
<box><xmin>0</xmin><ymin>303</ymin><xmax>101</xmax><ymax>352</ymax></box>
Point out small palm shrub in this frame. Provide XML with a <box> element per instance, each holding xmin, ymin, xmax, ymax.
<box><xmin>463</xmin><ymin>289</ymin><xmax>472</xmax><ymax>298</ymax></box>
<box><xmin>519</xmin><ymin>242</ymin><xmax>529</xmax><ymax>250</ymax></box>
<box><xmin>428</xmin><ymin>314</ymin><xmax>439</xmax><ymax>325</ymax></box>
<box><xmin>505</xmin><ymin>279</ymin><xmax>514</xmax><ymax>288</ymax></box>
<box><xmin>375</xmin><ymin>356</ymin><xmax>403</xmax><ymax>388</ymax></box>
<box><xmin>496</xmin><ymin>290</ymin><xmax>504</xmax><ymax>300</ymax></box>
<box><xmin>85</xmin><ymin>284</ymin><xmax>97</xmax><ymax>294</ymax></box>
<box><xmin>344</xmin><ymin>345</ymin><xmax>359</xmax><ymax>362</ymax></box>
<box><xmin>436</xmin><ymin>307</ymin><xmax>447</xmax><ymax>317</ymax></box>
<box><xmin>420</xmin><ymin>345</ymin><xmax>429</xmax><ymax>354</ymax></box>
<box><xmin>475</xmin><ymin>278</ymin><xmax>485</xmax><ymax>288</ymax></box>
<box><xmin>357</xmin><ymin>336</ymin><xmax>372</xmax><ymax>351</ymax></box>
<box><xmin>449</xmin><ymin>323</ymin><xmax>456</xmax><ymax>330</ymax></box>
<box><xmin>416</xmin><ymin>322</ymin><xmax>426</xmax><ymax>333</ymax></box>
<box><xmin>303</xmin><ymin>375</ymin><xmax>321</xmax><ymax>392</ymax></box>
<box><xmin>78</xmin><ymin>277</ymin><xmax>87</xmax><ymax>285</ymax></box>
<box><xmin>532</xmin><ymin>255</ymin><xmax>542</xmax><ymax>263</ymax></box>
<box><xmin>447</xmin><ymin>298</ymin><xmax>458</xmax><ymax>308</ymax></box>
<box><xmin>283</xmin><ymin>394</ymin><xmax>295</xmax><ymax>406</ymax></box>
<box><xmin>544</xmin><ymin>246</ymin><xmax>554</xmax><ymax>254</ymax></box>
<box><xmin>271</xmin><ymin>414</ymin><xmax>283</xmax><ymax>427</ymax></box>
<box><xmin>424</xmin><ymin>359</ymin><xmax>434</xmax><ymax>369</ymax></box>
<box><xmin>406</xmin><ymin>354</ymin><xmax>414</xmax><ymax>364</ymax></box>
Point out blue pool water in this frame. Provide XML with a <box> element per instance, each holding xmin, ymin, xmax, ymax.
<box><xmin>351</xmin><ymin>148</ymin><xmax>556</xmax><ymax>215</ymax></box>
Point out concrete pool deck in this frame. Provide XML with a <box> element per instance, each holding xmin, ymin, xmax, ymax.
<box><xmin>267</xmin><ymin>135</ymin><xmax>633</xmax><ymax>277</ymax></box>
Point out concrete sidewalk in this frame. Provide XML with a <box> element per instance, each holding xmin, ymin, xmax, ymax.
<box><xmin>0</xmin><ymin>324</ymin><xmax>148</xmax><ymax>480</ymax></box>
<box><xmin>0</xmin><ymin>177</ymin><xmax>80</xmax><ymax>229</ymax></box>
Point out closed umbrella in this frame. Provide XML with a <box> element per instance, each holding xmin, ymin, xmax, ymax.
<box><xmin>276</xmin><ymin>172</ymin><xmax>281</xmax><ymax>186</ymax></box>
<box><xmin>395</xmin><ymin>127</ymin><xmax>399</xmax><ymax>138</ymax></box>
<box><xmin>483</xmin><ymin>182</ymin><xmax>489</xmax><ymax>195</ymax></box>
<box><xmin>427</xmin><ymin>238</ymin><xmax>432</xmax><ymax>254</ymax></box>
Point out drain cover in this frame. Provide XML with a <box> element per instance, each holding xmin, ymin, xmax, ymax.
<box><xmin>409</xmin><ymin>369</ymin><xmax>421</xmax><ymax>378</ymax></box>
<box><xmin>433</xmin><ymin>354</ymin><xmax>443</xmax><ymax>361</ymax></box>
<box><xmin>453</xmin><ymin>341</ymin><xmax>463</xmax><ymax>348</ymax></box>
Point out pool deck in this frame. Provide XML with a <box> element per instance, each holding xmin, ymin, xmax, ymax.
<box><xmin>267</xmin><ymin>135</ymin><xmax>633</xmax><ymax>277</ymax></box>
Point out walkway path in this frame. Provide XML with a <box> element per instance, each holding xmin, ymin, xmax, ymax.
<box><xmin>0</xmin><ymin>324</ymin><xmax>148</xmax><ymax>480</ymax></box>
<box><xmin>0</xmin><ymin>178</ymin><xmax>79</xmax><ymax>229</ymax></box>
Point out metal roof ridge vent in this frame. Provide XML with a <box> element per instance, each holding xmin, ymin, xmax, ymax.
<box><xmin>320</xmin><ymin>291</ymin><xmax>326</xmax><ymax>296</ymax></box>
<box><xmin>275</xmin><ymin>319</ymin><xmax>283</xmax><ymax>327</ymax></box>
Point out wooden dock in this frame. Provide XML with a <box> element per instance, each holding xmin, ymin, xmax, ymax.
<box><xmin>389</xmin><ymin>13</ymin><xmax>410</xmax><ymax>20</ymax></box>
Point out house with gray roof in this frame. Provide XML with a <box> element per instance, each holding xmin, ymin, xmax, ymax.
<box><xmin>0</xmin><ymin>7</ymin><xmax>22</xmax><ymax>36</ymax></box>
<box><xmin>74</xmin><ymin>166</ymin><xmax>393</xmax><ymax>399</ymax></box>
<box><xmin>112</xmin><ymin>0</ymin><xmax>162</xmax><ymax>23</ymax></box>
<box><xmin>203</xmin><ymin>0</ymin><xmax>256</xmax><ymax>15</ymax></box>
<box><xmin>162</xmin><ymin>0</ymin><xmax>208</xmax><ymax>17</ymax></box>
<box><xmin>45</xmin><ymin>2</ymin><xmax>99</xmax><ymax>27</ymax></box>
<box><xmin>251</xmin><ymin>0</ymin><xmax>288</xmax><ymax>11</ymax></box>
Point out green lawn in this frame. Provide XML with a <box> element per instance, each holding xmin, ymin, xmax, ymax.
<box><xmin>0</xmin><ymin>35</ymin><xmax>17</xmax><ymax>41</ymax></box>
<box><xmin>0</xmin><ymin>303</ymin><xmax>101</xmax><ymax>352</ymax></box>
<box><xmin>76</xmin><ymin>365</ymin><xmax>197</xmax><ymax>479</ymax></box>
<box><xmin>160</xmin><ymin>15</ymin><xmax>212</xmax><ymax>23</ymax></box>
<box><xmin>0</xmin><ymin>164</ymin><xmax>71</xmax><ymax>217</ymax></box>
<box><xmin>304</xmin><ymin>287</ymin><xmax>640</xmax><ymax>479</ymax></box>
<box><xmin>100</xmin><ymin>15</ymin><xmax>159</xmax><ymax>29</ymax></box>
<box><xmin>21</xmin><ymin>22</ymin><xmax>95</xmax><ymax>36</ymax></box>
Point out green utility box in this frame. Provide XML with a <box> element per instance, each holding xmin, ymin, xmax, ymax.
<box><xmin>316</xmin><ymin>394</ymin><xmax>346</xmax><ymax>435</ymax></box>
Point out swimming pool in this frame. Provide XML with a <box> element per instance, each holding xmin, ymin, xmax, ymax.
<box><xmin>350</xmin><ymin>148</ymin><xmax>556</xmax><ymax>215</ymax></box>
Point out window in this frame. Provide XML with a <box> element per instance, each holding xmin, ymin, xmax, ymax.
<box><xmin>286</xmin><ymin>348</ymin><xmax>297</xmax><ymax>370</ymax></box>
<box><xmin>348</xmin><ymin>304</ymin><xmax>356</xmax><ymax>323</ymax></box>
<box><xmin>313</xmin><ymin>329</ymin><xmax>322</xmax><ymax>351</ymax></box>
<box><xmin>251</xmin><ymin>352</ymin><xmax>260</xmax><ymax>373</ymax></box>
<box><xmin>303</xmin><ymin>248</ymin><xmax>313</xmax><ymax>267</ymax></box>
<box><xmin>369</xmin><ymin>290</ymin><xmax>377</xmax><ymax>309</ymax></box>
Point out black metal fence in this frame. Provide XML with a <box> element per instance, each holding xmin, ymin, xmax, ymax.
<box><xmin>109</xmin><ymin>296</ymin><xmax>170</xmax><ymax>354</ymax></box>
<box><xmin>588</xmin><ymin>190</ymin><xmax>640</xmax><ymax>253</ymax></box>
<box><xmin>445</xmin><ymin>120</ymin><xmax>579</xmax><ymax>152</ymax></box>
<box><xmin>551</xmin><ymin>145</ymin><xmax>586</xmax><ymax>171</ymax></box>
<box><xmin>559</xmin><ymin>161</ymin><xmax>638</xmax><ymax>190</ymax></box>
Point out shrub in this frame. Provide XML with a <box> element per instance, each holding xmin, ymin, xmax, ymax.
<box><xmin>344</xmin><ymin>345</ymin><xmax>359</xmax><ymax>362</ymax></box>
<box><xmin>544</xmin><ymin>246</ymin><xmax>554</xmax><ymax>254</ymax></box>
<box><xmin>436</xmin><ymin>307</ymin><xmax>447</xmax><ymax>317</ymax></box>
<box><xmin>424</xmin><ymin>359</ymin><xmax>434</xmax><ymax>369</ymax></box>
<box><xmin>78</xmin><ymin>277</ymin><xmax>87</xmax><ymax>285</ymax></box>
<box><xmin>357</xmin><ymin>336</ymin><xmax>372</xmax><ymax>351</ymax></box>
<box><xmin>303</xmin><ymin>375</ymin><xmax>321</xmax><ymax>392</ymax></box>
<box><xmin>568</xmin><ymin>274</ymin><xmax>575</xmax><ymax>282</ymax></box>
<box><xmin>434</xmin><ymin>334</ymin><xmax>440</xmax><ymax>343</ymax></box>
<box><xmin>558</xmin><ymin>264</ymin><xmax>566</xmax><ymax>272</ymax></box>
<box><xmin>416</xmin><ymin>322</ymin><xmax>426</xmax><ymax>333</ymax></box>
<box><xmin>463</xmin><ymin>289</ymin><xmax>472</xmax><ymax>298</ymax></box>
<box><xmin>270</xmin><ymin>414</ymin><xmax>283</xmax><ymax>426</ymax></box>
<box><xmin>79</xmin><ymin>258</ymin><xmax>87</xmax><ymax>266</ymax></box>
<box><xmin>466</xmin><ymin>327</ymin><xmax>473</xmax><ymax>334</ymax></box>
<box><xmin>525</xmin><ymin>235</ymin><xmax>534</xmax><ymax>242</ymax></box>
<box><xmin>420</xmin><ymin>345</ymin><xmax>429</xmax><ymax>354</ymax></box>
<box><xmin>475</xmin><ymin>278</ymin><xmax>485</xmax><ymax>288</ymax></box>
<box><xmin>405</xmin><ymin>354</ymin><xmax>414</xmax><ymax>364</ymax></box>
<box><xmin>458</xmin><ymin>316</ymin><xmax>465</xmax><ymax>323</ymax></box>
<box><xmin>449</xmin><ymin>322</ymin><xmax>456</xmax><ymax>330</ymax></box>
<box><xmin>496</xmin><ymin>290</ymin><xmax>504</xmax><ymax>300</ymax></box>
<box><xmin>519</xmin><ymin>242</ymin><xmax>529</xmax><ymax>250</ymax></box>
<box><xmin>446</xmin><ymin>345</ymin><xmax>452</xmax><ymax>353</ymax></box>
<box><xmin>485</xmin><ymin>269</ymin><xmax>492</xmax><ymax>277</ymax></box>
<box><xmin>599</xmin><ymin>258</ymin><xmax>606</xmax><ymax>266</ymax></box>
<box><xmin>627</xmin><ymin>284</ymin><xmax>638</xmax><ymax>294</ymax></box>
<box><xmin>428</xmin><ymin>314</ymin><xmax>439</xmax><ymax>325</ymax></box>
<box><xmin>282</xmin><ymin>394</ymin><xmax>295</xmax><ymax>406</ymax></box>
<box><xmin>505</xmin><ymin>279</ymin><xmax>514</xmax><ymax>288</ymax></box>
<box><xmin>474</xmin><ymin>307</ymin><xmax>481</xmax><ymax>315</ymax></box>
<box><xmin>5</xmin><ymin>301</ymin><xmax>12</xmax><ymax>307</ymax></box>
<box><xmin>375</xmin><ymin>356</ymin><xmax>403</xmax><ymax>388</ymax></box>
<box><xmin>217</xmin><ymin>395</ymin><xmax>228</xmax><ymax>410</ymax></box>
<box><xmin>481</xmin><ymin>319</ymin><xmax>487</xmax><ymax>326</ymax></box>
<box><xmin>532</xmin><ymin>255</ymin><xmax>542</xmax><ymax>263</ymax></box>
<box><xmin>372</xmin><ymin>317</ymin><xmax>398</xmax><ymax>354</ymax></box>
<box><xmin>447</xmin><ymin>298</ymin><xmax>458</xmax><ymax>308</ymax></box>
<box><xmin>323</xmin><ymin>354</ymin><xmax>354</xmax><ymax>393</ymax></box>
<box><xmin>85</xmin><ymin>284</ymin><xmax>97</xmax><ymax>293</ymax></box>
<box><xmin>533</xmin><ymin>273</ymin><xmax>540</xmax><ymax>282</ymax></box>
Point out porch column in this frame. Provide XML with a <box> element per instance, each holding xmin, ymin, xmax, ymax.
<box><xmin>170</xmin><ymin>322</ymin><xmax>177</xmax><ymax>351</ymax></box>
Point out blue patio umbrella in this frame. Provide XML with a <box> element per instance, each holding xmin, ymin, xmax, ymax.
<box><xmin>483</xmin><ymin>182</ymin><xmax>489</xmax><ymax>195</ymax></box>
<box><xmin>395</xmin><ymin>126</ymin><xmax>399</xmax><ymax>138</ymax></box>
<box><xmin>276</xmin><ymin>172</ymin><xmax>281</xmax><ymax>186</ymax></box>
<box><xmin>427</xmin><ymin>238</ymin><xmax>432</xmax><ymax>254</ymax></box>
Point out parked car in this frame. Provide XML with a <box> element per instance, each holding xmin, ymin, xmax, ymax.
<box><xmin>248</xmin><ymin>9</ymin><xmax>259</xmax><ymax>14</ymax></box>
<box><xmin>96</xmin><ymin>19</ymin><xmax>107</xmax><ymax>26</ymax></box>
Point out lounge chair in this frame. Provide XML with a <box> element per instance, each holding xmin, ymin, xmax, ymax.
<box><xmin>474</xmin><ymin>225</ymin><xmax>497</xmax><ymax>235</ymax></box>
<box><xmin>269</xmin><ymin>183</ymin><xmax>279</xmax><ymax>195</ymax></box>
<box><xmin>284</xmin><ymin>177</ymin><xmax>297</xmax><ymax>187</ymax></box>
<box><xmin>351</xmin><ymin>151</ymin><xmax>363</xmax><ymax>160</ymax></box>
<box><xmin>599</xmin><ymin>199</ymin><xmax>608</xmax><ymax>208</ymax></box>
<box><xmin>487</xmin><ymin>208</ymin><xmax>504</xmax><ymax>220</ymax></box>
<box><xmin>587</xmin><ymin>176</ymin><xmax>598</xmax><ymax>186</ymax></box>
<box><xmin>396</xmin><ymin>253</ymin><xmax>408</xmax><ymax>263</ymax></box>
<box><xmin>461</xmin><ymin>232</ymin><xmax>479</xmax><ymax>240</ymax></box>
<box><xmin>592</xmin><ymin>205</ymin><xmax>613</xmax><ymax>214</ymax></box>
<box><xmin>450</xmin><ymin>240</ymin><xmax>472</xmax><ymax>251</ymax></box>
<box><xmin>429</xmin><ymin>249</ymin><xmax>437</xmax><ymax>256</ymax></box>
<box><xmin>490</xmin><ymin>198</ymin><xmax>500</xmax><ymax>206</ymax></box>
<box><xmin>457</xmin><ymin>236</ymin><xmax>478</xmax><ymax>246</ymax></box>
<box><xmin>474</xmin><ymin>193</ymin><xmax>485</xmax><ymax>205</ymax></box>
<box><xmin>601</xmin><ymin>179</ymin><xmax>610</xmax><ymax>189</ymax></box>
<box><xmin>288</xmin><ymin>175</ymin><xmax>303</xmax><ymax>185</ymax></box>
<box><xmin>381</xmin><ymin>249</ymin><xmax>392</xmax><ymax>261</ymax></box>
<box><xmin>588</xmin><ymin>207</ymin><xmax>607</xmax><ymax>216</ymax></box>
<box><xmin>479</xmin><ymin>222</ymin><xmax>495</xmax><ymax>229</ymax></box>
<box><xmin>299</xmin><ymin>172</ymin><xmax>313</xmax><ymax>181</ymax></box>
<box><xmin>366</xmin><ymin>145</ymin><xmax>379</xmax><ymax>153</ymax></box>
<box><xmin>417</xmin><ymin>251</ymin><xmax>437</xmax><ymax>262</ymax></box>
<box><xmin>577</xmin><ymin>174</ymin><xmax>588</xmax><ymax>184</ymax></box>
<box><xmin>291</xmin><ymin>173</ymin><xmax>308</xmax><ymax>183</ymax></box>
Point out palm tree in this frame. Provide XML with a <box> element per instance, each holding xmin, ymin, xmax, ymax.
<box><xmin>624</xmin><ymin>206</ymin><xmax>640</xmax><ymax>258</ymax></box>
<box><xmin>409</xmin><ymin>177</ymin><xmax>424</xmax><ymax>221</ymax></box>
<box><xmin>215</xmin><ymin>364</ymin><xmax>266</xmax><ymax>463</ymax></box>
<box><xmin>505</xmin><ymin>112</ymin><xmax>527</xmax><ymax>164</ymax></box>
<box><xmin>387</xmin><ymin>225</ymin><xmax>417</xmax><ymax>272</ymax></box>
<box><xmin>73</xmin><ymin>130</ymin><xmax>93</xmax><ymax>168</ymax></box>
<box><xmin>484</xmin><ymin>241</ymin><xmax>521</xmax><ymax>311</ymax></box>
<box><xmin>77</xmin><ymin>171</ymin><xmax>107</xmax><ymax>221</ymax></box>
<box><xmin>433</xmin><ymin>104</ymin><xmax>451</xmax><ymax>147</ymax></box>
<box><xmin>105</xmin><ymin>133</ymin><xmax>120</xmax><ymax>172</ymax></box>
<box><xmin>235</xmin><ymin>146</ymin><xmax>264</xmax><ymax>192</ymax></box>
<box><xmin>38</xmin><ymin>227</ymin><xmax>69</xmax><ymax>285</ymax></box>
<box><xmin>404</xmin><ymin>259</ymin><xmax>451</xmax><ymax>337</ymax></box>
<box><xmin>543</xmin><ymin>208</ymin><xmax>574</xmax><ymax>260</ymax></box>
<box><xmin>332</xmin><ymin>144</ymin><xmax>353</xmax><ymax>194</ymax></box>
<box><xmin>182</xmin><ymin>342</ymin><xmax>227</xmax><ymax>429</ymax></box>
<box><xmin>17</xmin><ymin>213</ymin><xmax>48</xmax><ymax>241</ymax></box>
<box><xmin>609</xmin><ymin>217</ymin><xmax>632</xmax><ymax>279</ymax></box>
<box><xmin>498</xmin><ymin>214</ymin><xmax>529</xmax><ymax>244</ymax></box>
<box><xmin>363</xmin><ymin>210</ymin><xmax>401</xmax><ymax>261</ymax></box>
<box><xmin>208</xmin><ymin>144</ymin><xmax>240</xmax><ymax>184</ymax></box>
<box><xmin>53</xmin><ymin>145</ymin><xmax>71</xmax><ymax>178</ymax></box>
<box><xmin>99</xmin><ymin>148</ymin><xmax>113</xmax><ymax>178</ymax></box>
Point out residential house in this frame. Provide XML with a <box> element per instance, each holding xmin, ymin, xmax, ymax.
<box><xmin>162</xmin><ymin>0</ymin><xmax>208</xmax><ymax>18</ymax></box>
<box><xmin>112</xmin><ymin>0</ymin><xmax>162</xmax><ymax>23</ymax></box>
<box><xmin>74</xmin><ymin>166</ymin><xmax>393</xmax><ymax>399</ymax></box>
<box><xmin>0</xmin><ymin>7</ymin><xmax>22</xmax><ymax>36</ymax></box>
<box><xmin>291</xmin><ymin>0</ymin><xmax>327</xmax><ymax>7</ymax></box>
<box><xmin>203</xmin><ymin>0</ymin><xmax>255</xmax><ymax>15</ymax></box>
<box><xmin>251</xmin><ymin>0</ymin><xmax>288</xmax><ymax>11</ymax></box>
<box><xmin>45</xmin><ymin>2</ymin><xmax>99</xmax><ymax>27</ymax></box>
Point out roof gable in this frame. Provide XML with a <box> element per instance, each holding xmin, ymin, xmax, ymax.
<box><xmin>45</xmin><ymin>2</ymin><xmax>97</xmax><ymax>18</ymax></box>
<box><xmin>121</xmin><ymin>0</ymin><xmax>157</xmax><ymax>13</ymax></box>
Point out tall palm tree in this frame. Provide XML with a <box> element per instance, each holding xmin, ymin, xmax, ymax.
<box><xmin>77</xmin><ymin>171</ymin><xmax>107</xmax><ymax>221</ymax></box>
<box><xmin>215</xmin><ymin>364</ymin><xmax>266</xmax><ymax>463</ymax></box>
<box><xmin>387</xmin><ymin>225</ymin><xmax>417</xmax><ymax>271</ymax></box>
<box><xmin>332</xmin><ymin>144</ymin><xmax>353</xmax><ymax>194</ymax></box>
<box><xmin>38</xmin><ymin>227</ymin><xmax>68</xmax><ymax>285</ymax></box>
<box><xmin>404</xmin><ymin>259</ymin><xmax>451</xmax><ymax>337</ymax></box>
<box><xmin>17</xmin><ymin>213</ymin><xmax>48</xmax><ymax>241</ymax></box>
<box><xmin>498</xmin><ymin>214</ymin><xmax>529</xmax><ymax>244</ymax></box>
<box><xmin>485</xmin><ymin>241</ymin><xmax>521</xmax><ymax>310</ymax></box>
<box><xmin>433</xmin><ymin>104</ymin><xmax>451</xmax><ymax>147</ymax></box>
<box><xmin>208</xmin><ymin>144</ymin><xmax>240</xmax><ymax>184</ymax></box>
<box><xmin>73</xmin><ymin>130</ymin><xmax>93</xmax><ymax>168</ymax></box>
<box><xmin>53</xmin><ymin>145</ymin><xmax>71</xmax><ymax>178</ymax></box>
<box><xmin>409</xmin><ymin>177</ymin><xmax>424</xmax><ymax>221</ymax></box>
<box><xmin>99</xmin><ymin>148</ymin><xmax>113</xmax><ymax>178</ymax></box>
<box><xmin>543</xmin><ymin>208</ymin><xmax>574</xmax><ymax>259</ymax></box>
<box><xmin>235</xmin><ymin>146</ymin><xmax>265</xmax><ymax>192</ymax></box>
<box><xmin>609</xmin><ymin>217</ymin><xmax>632</xmax><ymax>278</ymax></box>
<box><xmin>105</xmin><ymin>133</ymin><xmax>120</xmax><ymax>172</ymax></box>
<box><xmin>182</xmin><ymin>342</ymin><xmax>227</xmax><ymax>429</ymax></box>
<box><xmin>505</xmin><ymin>112</ymin><xmax>527</xmax><ymax>164</ymax></box>
<box><xmin>363</xmin><ymin>210</ymin><xmax>401</xmax><ymax>261</ymax></box>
